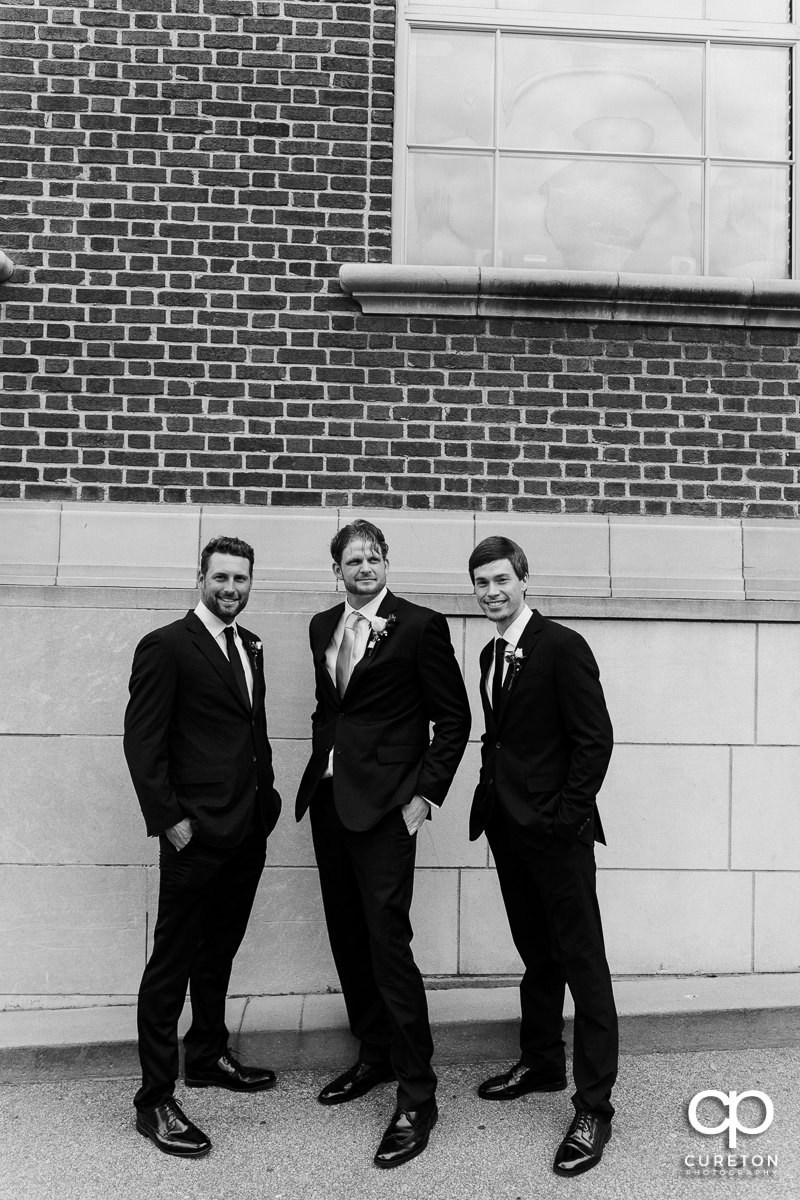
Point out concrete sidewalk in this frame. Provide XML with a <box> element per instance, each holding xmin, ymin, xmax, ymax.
<box><xmin>2</xmin><ymin>973</ymin><xmax>800</xmax><ymax>1083</ymax></box>
<box><xmin>1</xmin><ymin>1049</ymin><xmax>798</xmax><ymax>1200</ymax></box>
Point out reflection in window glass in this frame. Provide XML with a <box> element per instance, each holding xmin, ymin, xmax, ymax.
<box><xmin>501</xmin><ymin>37</ymin><xmax>702</xmax><ymax>155</ymax></box>
<box><xmin>709</xmin><ymin>167</ymin><xmax>789</xmax><ymax>278</ymax></box>
<box><xmin>496</xmin><ymin>0</ymin><xmax>700</xmax><ymax>13</ymax></box>
<box><xmin>709</xmin><ymin>46</ymin><xmax>790</xmax><ymax>160</ymax></box>
<box><xmin>706</xmin><ymin>0</ymin><xmax>789</xmax><ymax>20</ymax></box>
<box><xmin>410</xmin><ymin>0</ymin><xmax>789</xmax><ymax>14</ymax></box>
<box><xmin>407</xmin><ymin>153</ymin><xmax>494</xmax><ymax>266</ymax></box>
<box><xmin>497</xmin><ymin>157</ymin><xmax>701</xmax><ymax>273</ymax></box>
<box><xmin>409</xmin><ymin>31</ymin><xmax>495</xmax><ymax>148</ymax></box>
<box><xmin>410</xmin><ymin>0</ymin><xmax>488</xmax><ymax>7</ymax></box>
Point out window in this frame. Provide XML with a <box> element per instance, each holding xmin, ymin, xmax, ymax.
<box><xmin>395</xmin><ymin>1</ymin><xmax>797</xmax><ymax>278</ymax></box>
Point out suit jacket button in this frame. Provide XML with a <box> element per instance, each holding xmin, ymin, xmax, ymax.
<box><xmin>252</xmin><ymin>755</ymin><xmax>257</xmax><ymax>763</ymax></box>
<box><xmin>495</xmin><ymin>741</ymin><xmax>501</xmax><ymax>749</ymax></box>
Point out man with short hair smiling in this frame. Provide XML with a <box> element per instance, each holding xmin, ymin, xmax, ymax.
<box><xmin>296</xmin><ymin>518</ymin><xmax>471</xmax><ymax>1169</ymax></box>
<box><xmin>124</xmin><ymin>535</ymin><xmax>282</xmax><ymax>1159</ymax></box>
<box><xmin>467</xmin><ymin>535</ymin><xmax>618</xmax><ymax>1178</ymax></box>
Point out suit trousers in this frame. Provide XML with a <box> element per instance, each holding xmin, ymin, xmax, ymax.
<box><xmin>134</xmin><ymin>819</ymin><xmax>267</xmax><ymax>1111</ymax></box>
<box><xmin>487</xmin><ymin>808</ymin><xmax>618</xmax><ymax>1119</ymax></box>
<box><xmin>310</xmin><ymin>782</ymin><xmax>436</xmax><ymax>1113</ymax></box>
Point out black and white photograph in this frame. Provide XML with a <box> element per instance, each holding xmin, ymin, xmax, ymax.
<box><xmin>1</xmin><ymin>1</ymin><xmax>799</xmax><ymax>1197</ymax></box>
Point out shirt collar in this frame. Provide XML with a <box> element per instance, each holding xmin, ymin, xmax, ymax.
<box><xmin>495</xmin><ymin>603</ymin><xmax>532</xmax><ymax>650</ymax></box>
<box><xmin>344</xmin><ymin>586</ymin><xmax>388</xmax><ymax>623</ymax></box>
<box><xmin>194</xmin><ymin>599</ymin><xmax>237</xmax><ymax>640</ymax></box>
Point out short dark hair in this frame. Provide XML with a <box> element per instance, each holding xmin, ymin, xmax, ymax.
<box><xmin>200</xmin><ymin>535</ymin><xmax>255</xmax><ymax>577</ymax></box>
<box><xmin>468</xmin><ymin>536</ymin><xmax>528</xmax><ymax>583</ymax></box>
<box><xmin>330</xmin><ymin>519</ymin><xmax>389</xmax><ymax>565</ymax></box>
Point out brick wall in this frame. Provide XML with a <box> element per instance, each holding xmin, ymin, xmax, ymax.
<box><xmin>2</xmin><ymin>0</ymin><xmax>800</xmax><ymax>517</ymax></box>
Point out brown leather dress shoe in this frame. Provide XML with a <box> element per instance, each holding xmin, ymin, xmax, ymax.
<box><xmin>185</xmin><ymin>1048</ymin><xmax>276</xmax><ymax>1092</ymax></box>
<box><xmin>317</xmin><ymin>1060</ymin><xmax>394</xmax><ymax>1106</ymax></box>
<box><xmin>135</xmin><ymin>1099</ymin><xmax>211</xmax><ymax>1157</ymax></box>
<box><xmin>553</xmin><ymin>1109</ymin><xmax>612</xmax><ymax>1176</ymax></box>
<box><xmin>373</xmin><ymin>1103</ymin><xmax>438</xmax><ymax>1169</ymax></box>
<box><xmin>478</xmin><ymin>1061</ymin><xmax>567</xmax><ymax>1100</ymax></box>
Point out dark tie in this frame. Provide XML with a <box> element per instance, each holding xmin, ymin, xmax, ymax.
<box><xmin>335</xmin><ymin>611</ymin><xmax>362</xmax><ymax>697</ymax></box>
<box><xmin>223</xmin><ymin>625</ymin><xmax>251</xmax><ymax>709</ymax></box>
<box><xmin>491</xmin><ymin>638</ymin><xmax>507</xmax><ymax>713</ymax></box>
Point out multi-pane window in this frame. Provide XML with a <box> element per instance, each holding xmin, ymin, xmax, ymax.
<box><xmin>396</xmin><ymin>2</ymin><xmax>796</xmax><ymax>277</ymax></box>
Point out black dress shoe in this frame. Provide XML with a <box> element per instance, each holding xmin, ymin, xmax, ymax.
<box><xmin>136</xmin><ymin>1099</ymin><xmax>211</xmax><ymax>1158</ymax></box>
<box><xmin>478</xmin><ymin>1061</ymin><xmax>567</xmax><ymax>1101</ymax></box>
<box><xmin>185</xmin><ymin>1048</ymin><xmax>276</xmax><ymax>1092</ymax></box>
<box><xmin>553</xmin><ymin>1109</ymin><xmax>612</xmax><ymax>1177</ymax></box>
<box><xmin>317</xmin><ymin>1060</ymin><xmax>394</xmax><ymax>1106</ymax></box>
<box><xmin>374</xmin><ymin>1103</ymin><xmax>438</xmax><ymax>1169</ymax></box>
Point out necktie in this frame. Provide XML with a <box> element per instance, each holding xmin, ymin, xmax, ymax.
<box><xmin>491</xmin><ymin>638</ymin><xmax>507</xmax><ymax>713</ymax></box>
<box><xmin>223</xmin><ymin>625</ymin><xmax>251</xmax><ymax>709</ymax></box>
<box><xmin>335</xmin><ymin>611</ymin><xmax>362</xmax><ymax>697</ymax></box>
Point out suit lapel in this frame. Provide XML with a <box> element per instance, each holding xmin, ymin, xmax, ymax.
<box><xmin>494</xmin><ymin>609</ymin><xmax>545</xmax><ymax>726</ymax></box>
<box><xmin>239</xmin><ymin>622</ymin><xmax>264</xmax><ymax>708</ymax></box>
<box><xmin>184</xmin><ymin>611</ymin><xmax>251</xmax><ymax>714</ymax></box>
<box><xmin>346</xmin><ymin>590</ymin><xmax>400</xmax><ymax>692</ymax></box>
<box><xmin>313</xmin><ymin>602</ymin><xmax>345</xmax><ymax>705</ymax></box>
<box><xmin>479</xmin><ymin>638</ymin><xmax>496</xmax><ymax>733</ymax></box>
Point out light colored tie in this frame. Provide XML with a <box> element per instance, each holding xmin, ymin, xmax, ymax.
<box><xmin>335</xmin><ymin>611</ymin><xmax>362</xmax><ymax>696</ymax></box>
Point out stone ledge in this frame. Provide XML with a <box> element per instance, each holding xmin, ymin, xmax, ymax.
<box><xmin>2</xmin><ymin>584</ymin><xmax>800</xmax><ymax>623</ymax></box>
<box><xmin>3</xmin><ymin>504</ymin><xmax>800</xmax><ymax>607</ymax></box>
<box><xmin>340</xmin><ymin>264</ymin><xmax>800</xmax><ymax>327</ymax></box>
<box><xmin>1</xmin><ymin>974</ymin><xmax>798</xmax><ymax>1081</ymax></box>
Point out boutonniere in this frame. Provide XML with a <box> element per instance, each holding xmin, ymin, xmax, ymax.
<box><xmin>366</xmin><ymin>613</ymin><xmax>397</xmax><ymax>654</ymax></box>
<box><xmin>247</xmin><ymin>639</ymin><xmax>262</xmax><ymax>658</ymax></box>
<box><xmin>504</xmin><ymin>646</ymin><xmax>525</xmax><ymax>683</ymax></box>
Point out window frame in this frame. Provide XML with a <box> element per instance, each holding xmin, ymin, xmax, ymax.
<box><xmin>393</xmin><ymin>1</ymin><xmax>800</xmax><ymax>280</ymax></box>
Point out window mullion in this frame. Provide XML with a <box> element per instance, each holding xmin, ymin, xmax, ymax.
<box><xmin>703</xmin><ymin>38</ymin><xmax>710</xmax><ymax>275</ymax></box>
<box><xmin>493</xmin><ymin>29</ymin><xmax>501</xmax><ymax>267</ymax></box>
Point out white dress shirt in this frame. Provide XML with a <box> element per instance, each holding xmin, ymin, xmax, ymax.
<box><xmin>194</xmin><ymin>600</ymin><xmax>254</xmax><ymax>704</ymax></box>
<box><xmin>324</xmin><ymin>587</ymin><xmax>388</xmax><ymax>687</ymax></box>
<box><xmin>485</xmin><ymin>603</ymin><xmax>533</xmax><ymax>701</ymax></box>
<box><xmin>322</xmin><ymin>588</ymin><xmax>387</xmax><ymax>778</ymax></box>
<box><xmin>321</xmin><ymin>589</ymin><xmax>437</xmax><ymax>810</ymax></box>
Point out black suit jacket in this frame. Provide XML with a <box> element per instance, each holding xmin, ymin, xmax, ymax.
<box><xmin>124</xmin><ymin>610</ymin><xmax>281</xmax><ymax>848</ymax></box>
<box><xmin>295</xmin><ymin>591</ymin><xmax>471</xmax><ymax>832</ymax></box>
<box><xmin>470</xmin><ymin>609</ymin><xmax>612</xmax><ymax>846</ymax></box>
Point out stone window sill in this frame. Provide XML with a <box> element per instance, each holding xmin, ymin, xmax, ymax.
<box><xmin>339</xmin><ymin>264</ymin><xmax>800</xmax><ymax>327</ymax></box>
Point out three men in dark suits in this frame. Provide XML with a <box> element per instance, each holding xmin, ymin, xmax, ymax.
<box><xmin>468</xmin><ymin>535</ymin><xmax>618</xmax><ymax>1178</ymax></box>
<box><xmin>295</xmin><ymin>519</ymin><xmax>471</xmax><ymax>1168</ymax></box>
<box><xmin>123</xmin><ymin>535</ymin><xmax>282</xmax><ymax>1158</ymax></box>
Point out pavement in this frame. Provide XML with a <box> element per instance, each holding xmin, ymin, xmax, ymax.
<box><xmin>1</xmin><ymin>976</ymin><xmax>800</xmax><ymax>1199</ymax></box>
<box><xmin>1</xmin><ymin>1050</ymin><xmax>798</xmax><ymax>1200</ymax></box>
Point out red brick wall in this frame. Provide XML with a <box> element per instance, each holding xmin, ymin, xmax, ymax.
<box><xmin>2</xmin><ymin>0</ymin><xmax>799</xmax><ymax>517</ymax></box>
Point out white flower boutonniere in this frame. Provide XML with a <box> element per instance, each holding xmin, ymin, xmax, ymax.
<box><xmin>247</xmin><ymin>639</ymin><xmax>262</xmax><ymax>658</ymax></box>
<box><xmin>366</xmin><ymin>612</ymin><xmax>397</xmax><ymax>654</ymax></box>
<box><xmin>504</xmin><ymin>645</ymin><xmax>525</xmax><ymax>684</ymax></box>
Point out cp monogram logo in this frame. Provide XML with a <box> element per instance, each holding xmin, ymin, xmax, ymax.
<box><xmin>688</xmin><ymin>1090</ymin><xmax>774</xmax><ymax>1149</ymax></box>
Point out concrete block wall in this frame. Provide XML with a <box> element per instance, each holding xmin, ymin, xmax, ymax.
<box><xmin>1</xmin><ymin>502</ymin><xmax>799</xmax><ymax>1009</ymax></box>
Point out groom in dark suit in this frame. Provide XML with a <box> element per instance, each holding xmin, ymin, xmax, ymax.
<box><xmin>296</xmin><ymin>519</ymin><xmax>471</xmax><ymax>1168</ymax></box>
<box><xmin>124</xmin><ymin>535</ymin><xmax>282</xmax><ymax>1158</ymax></box>
<box><xmin>468</xmin><ymin>535</ymin><xmax>618</xmax><ymax>1178</ymax></box>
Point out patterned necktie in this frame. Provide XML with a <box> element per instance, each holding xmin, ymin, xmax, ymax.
<box><xmin>491</xmin><ymin>637</ymin><xmax>507</xmax><ymax>713</ymax></box>
<box><xmin>223</xmin><ymin>625</ymin><xmax>251</xmax><ymax>709</ymax></box>
<box><xmin>335</xmin><ymin>611</ymin><xmax>362</xmax><ymax>697</ymax></box>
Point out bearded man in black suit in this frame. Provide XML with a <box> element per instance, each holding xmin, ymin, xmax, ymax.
<box><xmin>295</xmin><ymin>519</ymin><xmax>471</xmax><ymax>1169</ymax></box>
<box><xmin>468</xmin><ymin>535</ymin><xmax>618</xmax><ymax>1179</ymax></box>
<box><xmin>124</xmin><ymin>535</ymin><xmax>282</xmax><ymax>1158</ymax></box>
